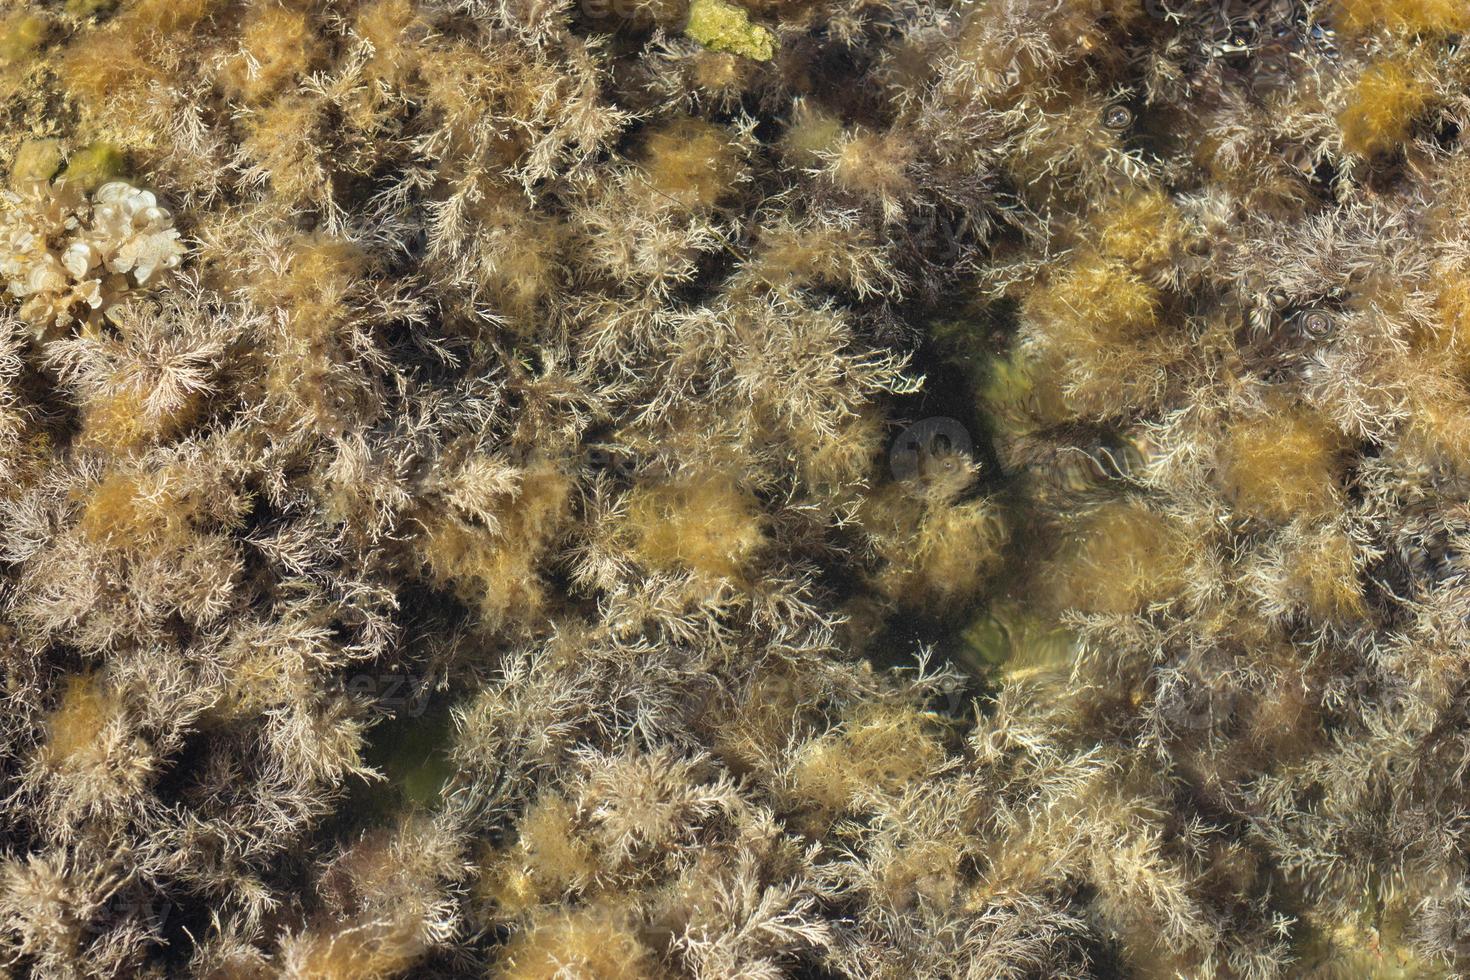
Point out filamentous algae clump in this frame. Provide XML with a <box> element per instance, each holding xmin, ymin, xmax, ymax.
<box><xmin>1</xmin><ymin>0</ymin><xmax>1470</xmax><ymax>978</ymax></box>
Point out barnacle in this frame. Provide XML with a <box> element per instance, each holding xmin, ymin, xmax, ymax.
<box><xmin>0</xmin><ymin>178</ymin><xmax>183</xmax><ymax>335</ymax></box>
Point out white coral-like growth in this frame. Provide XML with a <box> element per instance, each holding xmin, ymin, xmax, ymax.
<box><xmin>0</xmin><ymin>180</ymin><xmax>185</xmax><ymax>334</ymax></box>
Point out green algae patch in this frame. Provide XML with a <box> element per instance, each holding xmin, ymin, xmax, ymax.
<box><xmin>362</xmin><ymin>700</ymin><xmax>457</xmax><ymax>814</ymax></box>
<box><xmin>10</xmin><ymin>139</ymin><xmax>63</xmax><ymax>188</ymax></box>
<box><xmin>949</xmin><ymin>599</ymin><xmax>1076</xmax><ymax>684</ymax></box>
<box><xmin>685</xmin><ymin>0</ymin><xmax>774</xmax><ymax>61</ymax></box>
<box><xmin>0</xmin><ymin>12</ymin><xmax>49</xmax><ymax>67</ymax></box>
<box><xmin>62</xmin><ymin>142</ymin><xmax>126</xmax><ymax>191</ymax></box>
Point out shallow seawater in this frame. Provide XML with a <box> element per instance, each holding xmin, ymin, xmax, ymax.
<box><xmin>5</xmin><ymin>0</ymin><xmax>1468</xmax><ymax>976</ymax></box>
<box><xmin>358</xmin><ymin>698</ymin><xmax>458</xmax><ymax>817</ymax></box>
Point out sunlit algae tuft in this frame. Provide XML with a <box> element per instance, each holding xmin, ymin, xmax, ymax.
<box><xmin>0</xmin><ymin>0</ymin><xmax>1467</xmax><ymax>977</ymax></box>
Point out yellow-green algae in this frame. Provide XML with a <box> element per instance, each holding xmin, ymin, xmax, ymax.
<box><xmin>685</xmin><ymin>0</ymin><xmax>775</xmax><ymax>61</ymax></box>
<box><xmin>61</xmin><ymin>142</ymin><xmax>126</xmax><ymax>191</ymax></box>
<box><xmin>0</xmin><ymin>12</ymin><xmax>48</xmax><ymax>67</ymax></box>
<box><xmin>9</xmin><ymin>138</ymin><xmax>62</xmax><ymax>188</ymax></box>
<box><xmin>4</xmin><ymin>0</ymin><xmax>1470</xmax><ymax>977</ymax></box>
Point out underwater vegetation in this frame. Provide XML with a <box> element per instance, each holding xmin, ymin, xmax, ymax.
<box><xmin>0</xmin><ymin>0</ymin><xmax>1469</xmax><ymax>977</ymax></box>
